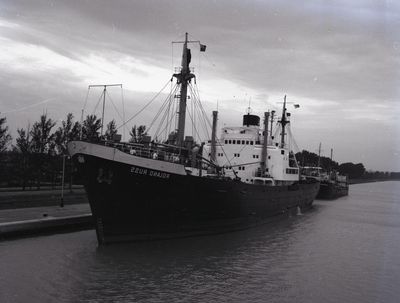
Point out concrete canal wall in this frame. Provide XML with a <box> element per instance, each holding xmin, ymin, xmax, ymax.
<box><xmin>0</xmin><ymin>187</ymin><xmax>92</xmax><ymax>240</ymax></box>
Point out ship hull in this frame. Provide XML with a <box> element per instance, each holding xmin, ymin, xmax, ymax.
<box><xmin>73</xmin><ymin>150</ymin><xmax>319</xmax><ymax>244</ymax></box>
<box><xmin>316</xmin><ymin>182</ymin><xmax>349</xmax><ymax>200</ymax></box>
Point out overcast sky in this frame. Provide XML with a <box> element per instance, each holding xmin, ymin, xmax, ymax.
<box><xmin>1</xmin><ymin>0</ymin><xmax>399</xmax><ymax>171</ymax></box>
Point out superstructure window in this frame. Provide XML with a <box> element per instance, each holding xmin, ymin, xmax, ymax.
<box><xmin>229</xmin><ymin>140</ymin><xmax>232</xmax><ymax>144</ymax></box>
<box><xmin>242</xmin><ymin>140</ymin><xmax>245</xmax><ymax>144</ymax></box>
<box><xmin>246</xmin><ymin>140</ymin><xmax>249</xmax><ymax>145</ymax></box>
<box><xmin>281</xmin><ymin>150</ymin><xmax>285</xmax><ymax>155</ymax></box>
<box><xmin>225</xmin><ymin>140</ymin><xmax>228</xmax><ymax>144</ymax></box>
<box><xmin>233</xmin><ymin>140</ymin><xmax>236</xmax><ymax>144</ymax></box>
<box><xmin>286</xmin><ymin>168</ymin><xmax>299</xmax><ymax>174</ymax></box>
<box><xmin>256</xmin><ymin>141</ymin><xmax>260</xmax><ymax>145</ymax></box>
<box><xmin>250</xmin><ymin>141</ymin><xmax>254</xmax><ymax>145</ymax></box>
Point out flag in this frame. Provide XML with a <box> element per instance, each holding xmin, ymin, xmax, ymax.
<box><xmin>200</xmin><ymin>44</ymin><xmax>207</xmax><ymax>52</ymax></box>
<box><xmin>294</xmin><ymin>104</ymin><xmax>300</xmax><ymax>108</ymax></box>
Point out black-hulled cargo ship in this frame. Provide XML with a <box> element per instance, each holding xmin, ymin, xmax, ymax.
<box><xmin>68</xmin><ymin>33</ymin><xmax>319</xmax><ymax>244</ymax></box>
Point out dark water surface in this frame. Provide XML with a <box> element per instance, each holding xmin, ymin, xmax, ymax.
<box><xmin>1</xmin><ymin>182</ymin><xmax>399</xmax><ymax>302</ymax></box>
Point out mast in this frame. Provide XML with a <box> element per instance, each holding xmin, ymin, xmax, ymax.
<box><xmin>318</xmin><ymin>142</ymin><xmax>322</xmax><ymax>167</ymax></box>
<box><xmin>174</xmin><ymin>33</ymin><xmax>195</xmax><ymax>146</ymax></box>
<box><xmin>280</xmin><ymin>95</ymin><xmax>289</xmax><ymax>148</ymax></box>
<box><xmin>260</xmin><ymin>111</ymin><xmax>270</xmax><ymax>177</ymax></box>
<box><xmin>210</xmin><ymin>111</ymin><xmax>218</xmax><ymax>163</ymax></box>
<box><xmin>87</xmin><ymin>84</ymin><xmax>122</xmax><ymax>138</ymax></box>
<box><xmin>100</xmin><ymin>86</ymin><xmax>106</xmax><ymax>137</ymax></box>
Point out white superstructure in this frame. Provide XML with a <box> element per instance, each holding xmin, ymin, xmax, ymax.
<box><xmin>202</xmin><ymin>110</ymin><xmax>299</xmax><ymax>185</ymax></box>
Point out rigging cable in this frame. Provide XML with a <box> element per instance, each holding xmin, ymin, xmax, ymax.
<box><xmin>153</xmin><ymin>84</ymin><xmax>179</xmax><ymax>139</ymax></box>
<box><xmin>189</xmin><ymin>84</ymin><xmax>210</xmax><ymax>139</ymax></box>
<box><xmin>147</xmin><ymin>83</ymin><xmax>178</xmax><ymax>134</ymax></box>
<box><xmin>91</xmin><ymin>90</ymin><xmax>105</xmax><ymax>116</ymax></box>
<box><xmin>106</xmin><ymin>90</ymin><xmax>124</xmax><ymax>122</ymax></box>
<box><xmin>121</xmin><ymin>85</ymin><xmax>126</xmax><ymax>141</ymax></box>
<box><xmin>116</xmin><ymin>78</ymin><xmax>172</xmax><ymax>131</ymax></box>
<box><xmin>188</xmin><ymin>83</ymin><xmax>238</xmax><ymax>176</ymax></box>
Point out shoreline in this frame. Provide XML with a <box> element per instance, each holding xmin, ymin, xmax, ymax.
<box><xmin>349</xmin><ymin>179</ymin><xmax>400</xmax><ymax>184</ymax></box>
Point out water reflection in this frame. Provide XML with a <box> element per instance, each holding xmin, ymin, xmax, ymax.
<box><xmin>1</xmin><ymin>183</ymin><xmax>400</xmax><ymax>303</ymax></box>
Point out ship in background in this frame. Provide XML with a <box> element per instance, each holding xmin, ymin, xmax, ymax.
<box><xmin>317</xmin><ymin>170</ymin><xmax>349</xmax><ymax>199</ymax></box>
<box><xmin>301</xmin><ymin>145</ymin><xmax>349</xmax><ymax>200</ymax></box>
<box><xmin>68</xmin><ymin>33</ymin><xmax>319</xmax><ymax>244</ymax></box>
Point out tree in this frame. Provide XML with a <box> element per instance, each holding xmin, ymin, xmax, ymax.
<box><xmin>82</xmin><ymin>115</ymin><xmax>102</xmax><ymax>142</ymax></box>
<box><xmin>13</xmin><ymin>127</ymin><xmax>33</xmax><ymax>190</ymax></box>
<box><xmin>129</xmin><ymin>125</ymin><xmax>137</xmax><ymax>143</ymax></box>
<box><xmin>105</xmin><ymin>119</ymin><xmax>117</xmax><ymax>141</ymax></box>
<box><xmin>129</xmin><ymin>125</ymin><xmax>147</xmax><ymax>143</ymax></box>
<box><xmin>30</xmin><ymin>113</ymin><xmax>56</xmax><ymax>154</ymax></box>
<box><xmin>339</xmin><ymin>162</ymin><xmax>365</xmax><ymax>179</ymax></box>
<box><xmin>15</xmin><ymin>127</ymin><xmax>32</xmax><ymax>154</ymax></box>
<box><xmin>55</xmin><ymin>113</ymin><xmax>81</xmax><ymax>155</ymax></box>
<box><xmin>295</xmin><ymin>149</ymin><xmax>339</xmax><ymax>171</ymax></box>
<box><xmin>0</xmin><ymin>115</ymin><xmax>12</xmax><ymax>153</ymax></box>
<box><xmin>54</xmin><ymin>113</ymin><xmax>82</xmax><ymax>191</ymax></box>
<box><xmin>29</xmin><ymin>114</ymin><xmax>57</xmax><ymax>189</ymax></box>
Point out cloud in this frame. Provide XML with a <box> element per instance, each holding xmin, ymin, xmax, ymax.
<box><xmin>0</xmin><ymin>0</ymin><xmax>399</xmax><ymax>170</ymax></box>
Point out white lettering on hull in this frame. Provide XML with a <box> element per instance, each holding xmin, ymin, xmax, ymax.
<box><xmin>130</xmin><ymin>166</ymin><xmax>170</xmax><ymax>179</ymax></box>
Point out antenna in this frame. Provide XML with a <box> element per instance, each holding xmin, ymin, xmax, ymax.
<box><xmin>247</xmin><ymin>97</ymin><xmax>252</xmax><ymax>114</ymax></box>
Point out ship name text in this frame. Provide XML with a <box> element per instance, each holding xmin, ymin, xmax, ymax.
<box><xmin>130</xmin><ymin>166</ymin><xmax>170</xmax><ymax>179</ymax></box>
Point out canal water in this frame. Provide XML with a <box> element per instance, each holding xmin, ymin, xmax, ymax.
<box><xmin>1</xmin><ymin>182</ymin><xmax>399</xmax><ymax>302</ymax></box>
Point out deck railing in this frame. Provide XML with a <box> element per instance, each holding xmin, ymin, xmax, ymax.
<box><xmin>101</xmin><ymin>140</ymin><xmax>205</xmax><ymax>168</ymax></box>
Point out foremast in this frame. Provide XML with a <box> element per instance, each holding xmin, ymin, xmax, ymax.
<box><xmin>173</xmin><ymin>33</ymin><xmax>195</xmax><ymax>147</ymax></box>
<box><xmin>260</xmin><ymin>111</ymin><xmax>270</xmax><ymax>177</ymax></box>
<box><xmin>279</xmin><ymin>95</ymin><xmax>289</xmax><ymax>148</ymax></box>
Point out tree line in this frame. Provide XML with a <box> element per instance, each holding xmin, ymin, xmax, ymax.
<box><xmin>0</xmin><ymin>112</ymin><xmax>399</xmax><ymax>189</ymax></box>
<box><xmin>0</xmin><ymin>113</ymin><xmax>147</xmax><ymax>189</ymax></box>
<box><xmin>296</xmin><ymin>150</ymin><xmax>400</xmax><ymax>180</ymax></box>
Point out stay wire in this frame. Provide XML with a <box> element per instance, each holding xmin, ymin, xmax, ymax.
<box><xmin>121</xmin><ymin>86</ymin><xmax>126</xmax><ymax>141</ymax></box>
<box><xmin>91</xmin><ymin>90</ymin><xmax>104</xmax><ymax>116</ymax></box>
<box><xmin>154</xmin><ymin>85</ymin><xmax>179</xmax><ymax>139</ymax></box>
<box><xmin>106</xmin><ymin>90</ymin><xmax>124</xmax><ymax>122</ymax></box>
<box><xmin>147</xmin><ymin>83</ymin><xmax>178</xmax><ymax>134</ymax></box>
<box><xmin>189</xmin><ymin>85</ymin><xmax>210</xmax><ymax>140</ymax></box>
<box><xmin>116</xmin><ymin>78</ymin><xmax>172</xmax><ymax>131</ymax></box>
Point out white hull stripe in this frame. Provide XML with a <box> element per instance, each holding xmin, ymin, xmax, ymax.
<box><xmin>67</xmin><ymin>141</ymin><xmax>187</xmax><ymax>175</ymax></box>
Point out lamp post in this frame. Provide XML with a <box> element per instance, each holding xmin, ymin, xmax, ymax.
<box><xmin>60</xmin><ymin>155</ymin><xmax>66</xmax><ymax>208</ymax></box>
